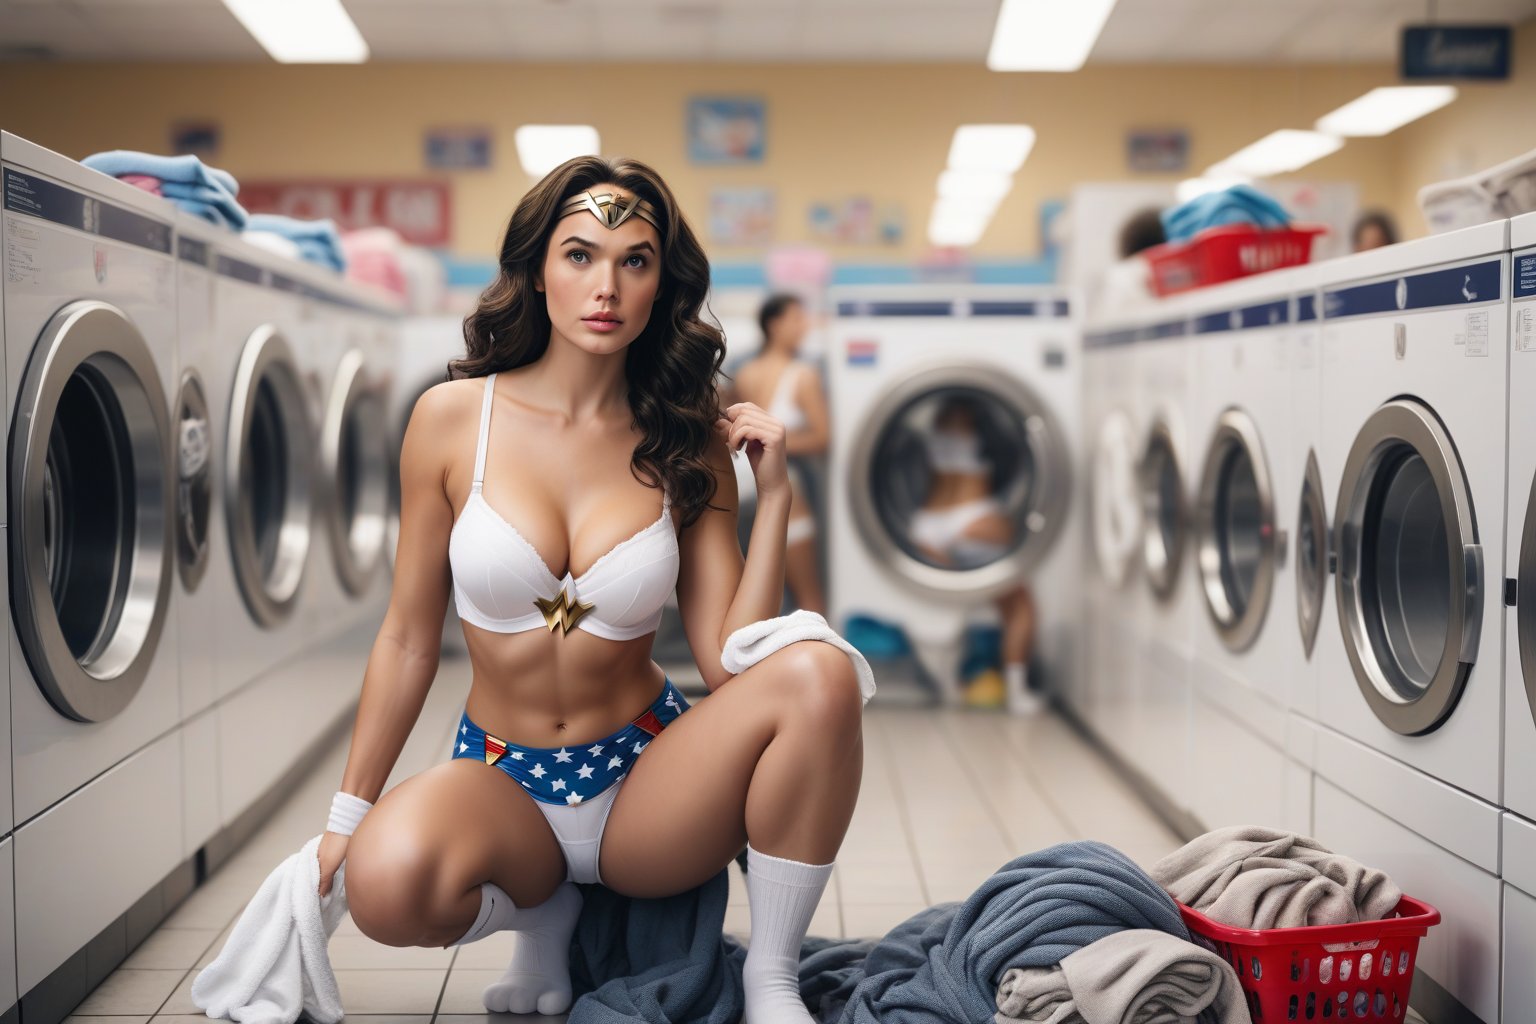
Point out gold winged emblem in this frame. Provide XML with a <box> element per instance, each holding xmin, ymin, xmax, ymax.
<box><xmin>535</xmin><ymin>588</ymin><xmax>595</xmax><ymax>635</ymax></box>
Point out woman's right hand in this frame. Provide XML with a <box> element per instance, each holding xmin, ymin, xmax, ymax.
<box><xmin>318</xmin><ymin>830</ymin><xmax>350</xmax><ymax>898</ymax></box>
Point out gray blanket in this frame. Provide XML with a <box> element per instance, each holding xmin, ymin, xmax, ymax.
<box><xmin>993</xmin><ymin>929</ymin><xmax>1250</xmax><ymax>1024</ymax></box>
<box><xmin>567</xmin><ymin>841</ymin><xmax>1188</xmax><ymax>1024</ymax></box>
<box><xmin>1149</xmin><ymin>826</ymin><xmax>1401</xmax><ymax>929</ymax></box>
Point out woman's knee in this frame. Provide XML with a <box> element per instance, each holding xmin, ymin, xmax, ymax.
<box><xmin>777</xmin><ymin>641</ymin><xmax>863</xmax><ymax>733</ymax></box>
<box><xmin>346</xmin><ymin>814</ymin><xmax>460</xmax><ymax>947</ymax></box>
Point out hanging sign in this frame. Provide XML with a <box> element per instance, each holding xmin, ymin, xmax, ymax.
<box><xmin>1401</xmin><ymin>25</ymin><xmax>1511</xmax><ymax>80</ymax></box>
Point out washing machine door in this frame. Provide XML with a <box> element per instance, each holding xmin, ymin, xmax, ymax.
<box><xmin>1091</xmin><ymin>410</ymin><xmax>1140</xmax><ymax>588</ymax></box>
<box><xmin>1295</xmin><ymin>448</ymin><xmax>1329</xmax><ymax>658</ymax></box>
<box><xmin>174</xmin><ymin>370</ymin><xmax>213</xmax><ymax>593</ymax></box>
<box><xmin>1196</xmin><ymin>407</ymin><xmax>1281</xmax><ymax>652</ymax></box>
<box><xmin>1519</xmin><ymin>466</ymin><xmax>1536</xmax><ymax>729</ymax></box>
<box><xmin>9</xmin><ymin>301</ymin><xmax>173</xmax><ymax>722</ymax></box>
<box><xmin>847</xmin><ymin>362</ymin><xmax>1069</xmax><ymax>596</ymax></box>
<box><xmin>1334</xmin><ymin>398</ymin><xmax>1481</xmax><ymax>736</ymax></box>
<box><xmin>1138</xmin><ymin>416</ymin><xmax>1187</xmax><ymax>602</ymax></box>
<box><xmin>321</xmin><ymin>348</ymin><xmax>388</xmax><ymax>595</ymax></box>
<box><xmin>225</xmin><ymin>326</ymin><xmax>314</xmax><ymax>627</ymax></box>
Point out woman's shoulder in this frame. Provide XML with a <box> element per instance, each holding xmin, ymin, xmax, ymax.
<box><xmin>408</xmin><ymin>376</ymin><xmax>485</xmax><ymax>435</ymax></box>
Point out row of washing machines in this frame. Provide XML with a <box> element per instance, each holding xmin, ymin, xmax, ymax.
<box><xmin>0</xmin><ymin>132</ymin><xmax>398</xmax><ymax>1019</ymax></box>
<box><xmin>1079</xmin><ymin>213</ymin><xmax>1536</xmax><ymax>1024</ymax></box>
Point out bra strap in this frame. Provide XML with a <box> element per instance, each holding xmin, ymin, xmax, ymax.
<box><xmin>471</xmin><ymin>373</ymin><xmax>497</xmax><ymax>491</ymax></box>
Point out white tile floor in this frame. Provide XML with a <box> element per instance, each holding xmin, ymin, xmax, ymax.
<box><xmin>65</xmin><ymin>658</ymin><xmax>1183</xmax><ymax>1024</ymax></box>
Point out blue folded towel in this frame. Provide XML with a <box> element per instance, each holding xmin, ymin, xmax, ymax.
<box><xmin>81</xmin><ymin>150</ymin><xmax>239</xmax><ymax>197</ymax></box>
<box><xmin>168</xmin><ymin>198</ymin><xmax>243</xmax><ymax>232</ymax></box>
<box><xmin>160</xmin><ymin>181</ymin><xmax>249</xmax><ymax>230</ymax></box>
<box><xmin>1161</xmin><ymin>184</ymin><xmax>1292</xmax><ymax>243</ymax></box>
<box><xmin>246</xmin><ymin>214</ymin><xmax>346</xmax><ymax>272</ymax></box>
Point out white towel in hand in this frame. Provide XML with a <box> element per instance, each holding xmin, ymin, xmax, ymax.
<box><xmin>720</xmin><ymin>610</ymin><xmax>876</xmax><ymax>705</ymax></box>
<box><xmin>192</xmin><ymin>834</ymin><xmax>349</xmax><ymax>1024</ymax></box>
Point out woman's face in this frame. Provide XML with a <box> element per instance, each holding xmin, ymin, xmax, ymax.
<box><xmin>774</xmin><ymin>302</ymin><xmax>808</xmax><ymax>351</ymax></box>
<box><xmin>538</xmin><ymin>189</ymin><xmax>663</xmax><ymax>355</ymax></box>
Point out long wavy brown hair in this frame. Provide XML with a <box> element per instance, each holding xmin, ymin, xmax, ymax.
<box><xmin>452</xmin><ymin>156</ymin><xmax>726</xmax><ymax>526</ymax></box>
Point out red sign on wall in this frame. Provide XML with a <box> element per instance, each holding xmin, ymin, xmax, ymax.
<box><xmin>240</xmin><ymin>180</ymin><xmax>452</xmax><ymax>247</ymax></box>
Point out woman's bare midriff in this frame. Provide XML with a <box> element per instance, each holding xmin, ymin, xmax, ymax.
<box><xmin>461</xmin><ymin>624</ymin><xmax>670</xmax><ymax>748</ymax></box>
<box><xmin>922</xmin><ymin>471</ymin><xmax>993</xmax><ymax>508</ymax></box>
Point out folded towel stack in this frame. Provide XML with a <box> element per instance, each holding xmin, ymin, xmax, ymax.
<box><xmin>81</xmin><ymin>150</ymin><xmax>248</xmax><ymax>230</ymax></box>
<box><xmin>1159</xmin><ymin>184</ymin><xmax>1291</xmax><ymax>243</ymax></box>
<box><xmin>247</xmin><ymin>213</ymin><xmax>347</xmax><ymax>273</ymax></box>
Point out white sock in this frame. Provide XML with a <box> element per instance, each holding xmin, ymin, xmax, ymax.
<box><xmin>1004</xmin><ymin>662</ymin><xmax>1044</xmax><ymax>716</ymax></box>
<box><xmin>742</xmin><ymin>844</ymin><xmax>833</xmax><ymax>1024</ymax></box>
<box><xmin>480</xmin><ymin>881</ymin><xmax>584</xmax><ymax>1015</ymax></box>
<box><xmin>449</xmin><ymin>880</ymin><xmax>522</xmax><ymax>947</ymax></box>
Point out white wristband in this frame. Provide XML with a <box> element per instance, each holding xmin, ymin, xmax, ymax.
<box><xmin>327</xmin><ymin>791</ymin><xmax>373</xmax><ymax>836</ymax></box>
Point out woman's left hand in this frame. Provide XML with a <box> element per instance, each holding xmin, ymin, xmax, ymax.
<box><xmin>717</xmin><ymin>402</ymin><xmax>789</xmax><ymax>498</ymax></box>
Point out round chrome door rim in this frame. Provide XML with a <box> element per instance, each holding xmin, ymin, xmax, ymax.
<box><xmin>9</xmin><ymin>301</ymin><xmax>172</xmax><ymax>722</ymax></box>
<box><xmin>1195</xmin><ymin>406</ymin><xmax>1278</xmax><ymax>653</ymax></box>
<box><xmin>174</xmin><ymin>369</ymin><xmax>212</xmax><ymax>593</ymax></box>
<box><xmin>1333</xmin><ymin>398</ymin><xmax>1480</xmax><ymax>736</ymax></box>
<box><xmin>1091</xmin><ymin>410</ymin><xmax>1141</xmax><ymax>590</ymax></box>
<box><xmin>224</xmin><ymin>326</ymin><xmax>313</xmax><ymax>628</ymax></box>
<box><xmin>846</xmin><ymin>360</ymin><xmax>1071</xmax><ymax>597</ymax></box>
<box><xmin>322</xmin><ymin>348</ymin><xmax>388</xmax><ymax>596</ymax></box>
<box><xmin>1295</xmin><ymin>447</ymin><xmax>1329</xmax><ymax>659</ymax></box>
<box><xmin>1138</xmin><ymin>417</ymin><xmax>1187</xmax><ymax>603</ymax></box>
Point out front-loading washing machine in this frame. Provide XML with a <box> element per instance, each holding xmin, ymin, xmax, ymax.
<box><xmin>827</xmin><ymin>287</ymin><xmax>1079</xmax><ymax>707</ymax></box>
<box><xmin>1503</xmin><ymin>211</ymin><xmax>1536</xmax><ymax>828</ymax></box>
<box><xmin>3</xmin><ymin>132</ymin><xmax>186</xmax><ymax>999</ymax></box>
<box><xmin>1184</xmin><ymin>265</ymin><xmax>1318</xmax><ymax>831</ymax></box>
<box><xmin>1310</xmin><ymin>220</ymin><xmax>1509</xmax><ymax>1023</ymax></box>
<box><xmin>1079</xmin><ymin>322</ymin><xmax>1140</xmax><ymax>731</ymax></box>
<box><xmin>1129</xmin><ymin>293</ymin><xmax>1203</xmax><ymax>817</ymax></box>
<box><xmin>205</xmin><ymin>232</ymin><xmax>320</xmax><ymax>826</ymax></box>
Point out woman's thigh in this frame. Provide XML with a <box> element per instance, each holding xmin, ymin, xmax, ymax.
<box><xmin>346</xmin><ymin>758</ymin><xmax>568</xmax><ymax>926</ymax></box>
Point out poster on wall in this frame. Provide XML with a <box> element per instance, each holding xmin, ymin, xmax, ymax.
<box><xmin>709</xmin><ymin>187</ymin><xmax>775</xmax><ymax>246</ymax></box>
<box><xmin>171</xmin><ymin>122</ymin><xmax>221</xmax><ymax>158</ymax></box>
<box><xmin>241</xmin><ymin>179</ymin><xmax>453</xmax><ymax>247</ymax></box>
<box><xmin>688</xmin><ymin>98</ymin><xmax>766</xmax><ymax>164</ymax></box>
<box><xmin>1126</xmin><ymin>128</ymin><xmax>1189</xmax><ymax>173</ymax></box>
<box><xmin>425</xmin><ymin>127</ymin><xmax>492</xmax><ymax>170</ymax></box>
<box><xmin>807</xmin><ymin>198</ymin><xmax>905</xmax><ymax>246</ymax></box>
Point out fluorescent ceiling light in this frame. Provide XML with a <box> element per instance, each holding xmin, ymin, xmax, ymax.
<box><xmin>988</xmin><ymin>0</ymin><xmax>1119</xmax><ymax>72</ymax></box>
<box><xmin>937</xmin><ymin>169</ymin><xmax>1013</xmax><ymax>204</ymax></box>
<box><xmin>1175</xmin><ymin>174</ymin><xmax>1252</xmax><ymax>203</ymax></box>
<box><xmin>933</xmin><ymin>193</ymin><xmax>1005</xmax><ymax>222</ymax></box>
<box><xmin>928</xmin><ymin>210</ymin><xmax>987</xmax><ymax>247</ymax></box>
<box><xmin>1213</xmin><ymin>130</ymin><xmax>1343</xmax><ymax>178</ymax></box>
<box><xmin>515</xmin><ymin>125</ymin><xmax>601</xmax><ymax>178</ymax></box>
<box><xmin>1315</xmin><ymin>86</ymin><xmax>1458</xmax><ymax>137</ymax></box>
<box><xmin>221</xmin><ymin>0</ymin><xmax>368</xmax><ymax>63</ymax></box>
<box><xmin>947</xmin><ymin>125</ymin><xmax>1036</xmax><ymax>174</ymax></box>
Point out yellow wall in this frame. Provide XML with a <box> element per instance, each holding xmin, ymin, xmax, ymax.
<box><xmin>1388</xmin><ymin>18</ymin><xmax>1536</xmax><ymax>235</ymax></box>
<box><xmin>0</xmin><ymin>43</ymin><xmax>1526</xmax><ymax>263</ymax></box>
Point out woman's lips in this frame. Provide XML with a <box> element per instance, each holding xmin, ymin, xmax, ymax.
<box><xmin>582</xmin><ymin>317</ymin><xmax>623</xmax><ymax>333</ymax></box>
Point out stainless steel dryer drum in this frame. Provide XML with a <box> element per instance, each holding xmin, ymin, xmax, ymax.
<box><xmin>174</xmin><ymin>369</ymin><xmax>212</xmax><ymax>593</ymax></box>
<box><xmin>1334</xmin><ymin>397</ymin><xmax>1482</xmax><ymax>736</ymax></box>
<box><xmin>225</xmin><ymin>326</ymin><xmax>314</xmax><ymax>628</ymax></box>
<box><xmin>1295</xmin><ymin>448</ymin><xmax>1329</xmax><ymax>658</ymax></box>
<box><xmin>1138</xmin><ymin>417</ymin><xmax>1187</xmax><ymax>602</ymax></box>
<box><xmin>321</xmin><ymin>347</ymin><xmax>388</xmax><ymax>596</ymax></box>
<box><xmin>1195</xmin><ymin>406</ymin><xmax>1282</xmax><ymax>652</ymax></box>
<box><xmin>846</xmin><ymin>360</ymin><xmax>1070</xmax><ymax>597</ymax></box>
<box><xmin>8</xmin><ymin>300</ymin><xmax>173</xmax><ymax>723</ymax></box>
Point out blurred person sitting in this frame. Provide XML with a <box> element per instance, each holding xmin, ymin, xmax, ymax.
<box><xmin>1093</xmin><ymin>206</ymin><xmax>1168</xmax><ymax>312</ymax></box>
<box><xmin>1351</xmin><ymin>209</ymin><xmax>1399</xmax><ymax>252</ymax></box>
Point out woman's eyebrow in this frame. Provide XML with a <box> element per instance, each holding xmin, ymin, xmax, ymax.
<box><xmin>559</xmin><ymin>235</ymin><xmax>597</xmax><ymax>247</ymax></box>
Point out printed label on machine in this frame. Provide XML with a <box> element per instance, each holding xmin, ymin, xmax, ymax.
<box><xmin>1517</xmin><ymin>306</ymin><xmax>1536</xmax><ymax>353</ymax></box>
<box><xmin>5</xmin><ymin>215</ymin><xmax>40</xmax><ymax>286</ymax></box>
<box><xmin>1462</xmin><ymin>309</ymin><xmax>1489</xmax><ymax>356</ymax></box>
<box><xmin>1518</xmin><ymin>254</ymin><xmax>1536</xmax><ymax>299</ymax></box>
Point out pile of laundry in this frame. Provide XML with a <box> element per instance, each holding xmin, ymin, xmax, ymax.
<box><xmin>189</xmin><ymin>825</ymin><xmax>1404</xmax><ymax>1024</ymax></box>
<box><xmin>1159</xmin><ymin>184</ymin><xmax>1292</xmax><ymax>243</ymax></box>
<box><xmin>81</xmin><ymin>149</ymin><xmax>349</xmax><ymax>274</ymax></box>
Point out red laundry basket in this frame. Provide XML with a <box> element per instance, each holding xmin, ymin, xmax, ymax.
<box><xmin>1177</xmin><ymin>896</ymin><xmax>1440</xmax><ymax>1022</ymax></box>
<box><xmin>1144</xmin><ymin>224</ymin><xmax>1327</xmax><ymax>296</ymax></box>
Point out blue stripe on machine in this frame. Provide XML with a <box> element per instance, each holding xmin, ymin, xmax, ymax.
<box><xmin>177</xmin><ymin>235</ymin><xmax>210</xmax><ymax>267</ymax></box>
<box><xmin>1085</xmin><ymin>329</ymin><xmax>1138</xmax><ymax>349</ymax></box>
<box><xmin>4</xmin><ymin>167</ymin><xmax>173</xmax><ymax>254</ymax></box>
<box><xmin>836</xmin><ymin>300</ymin><xmax>955</xmax><ymax>317</ymax></box>
<box><xmin>1138</xmin><ymin>320</ymin><xmax>1188</xmax><ymax>342</ymax></box>
<box><xmin>1323</xmin><ymin>259</ymin><xmax>1502</xmax><ymax>318</ymax></box>
<box><xmin>1297</xmin><ymin>294</ymin><xmax>1318</xmax><ymax>321</ymax></box>
<box><xmin>215</xmin><ymin>254</ymin><xmax>265</xmax><ymax>285</ymax></box>
<box><xmin>1194</xmin><ymin>299</ymin><xmax>1289</xmax><ymax>334</ymax></box>
<box><xmin>971</xmin><ymin>301</ymin><xmax>1038</xmax><ymax>316</ymax></box>
<box><xmin>1515</xmin><ymin>252</ymin><xmax>1536</xmax><ymax>299</ymax></box>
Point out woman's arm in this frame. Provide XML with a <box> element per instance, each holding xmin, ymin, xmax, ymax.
<box><xmin>335</xmin><ymin>383</ymin><xmax>466</xmax><ymax>801</ymax></box>
<box><xmin>675</xmin><ymin>433</ymin><xmax>792</xmax><ymax>691</ymax></box>
<box><xmin>784</xmin><ymin>364</ymin><xmax>830</xmax><ymax>457</ymax></box>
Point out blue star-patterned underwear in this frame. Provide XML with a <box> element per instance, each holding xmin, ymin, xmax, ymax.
<box><xmin>451</xmin><ymin>678</ymin><xmax>691</xmax><ymax>806</ymax></box>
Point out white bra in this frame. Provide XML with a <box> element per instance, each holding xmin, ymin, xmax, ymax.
<box><xmin>766</xmin><ymin>361</ymin><xmax>809</xmax><ymax>433</ymax></box>
<box><xmin>447</xmin><ymin>374</ymin><xmax>680</xmax><ymax>641</ymax></box>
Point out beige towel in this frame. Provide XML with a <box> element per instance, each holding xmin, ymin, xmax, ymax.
<box><xmin>995</xmin><ymin>929</ymin><xmax>1249</xmax><ymax>1024</ymax></box>
<box><xmin>1150</xmin><ymin>826</ymin><xmax>1401</xmax><ymax>929</ymax></box>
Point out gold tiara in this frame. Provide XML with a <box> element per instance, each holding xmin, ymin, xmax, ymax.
<box><xmin>561</xmin><ymin>190</ymin><xmax>661</xmax><ymax>232</ymax></box>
